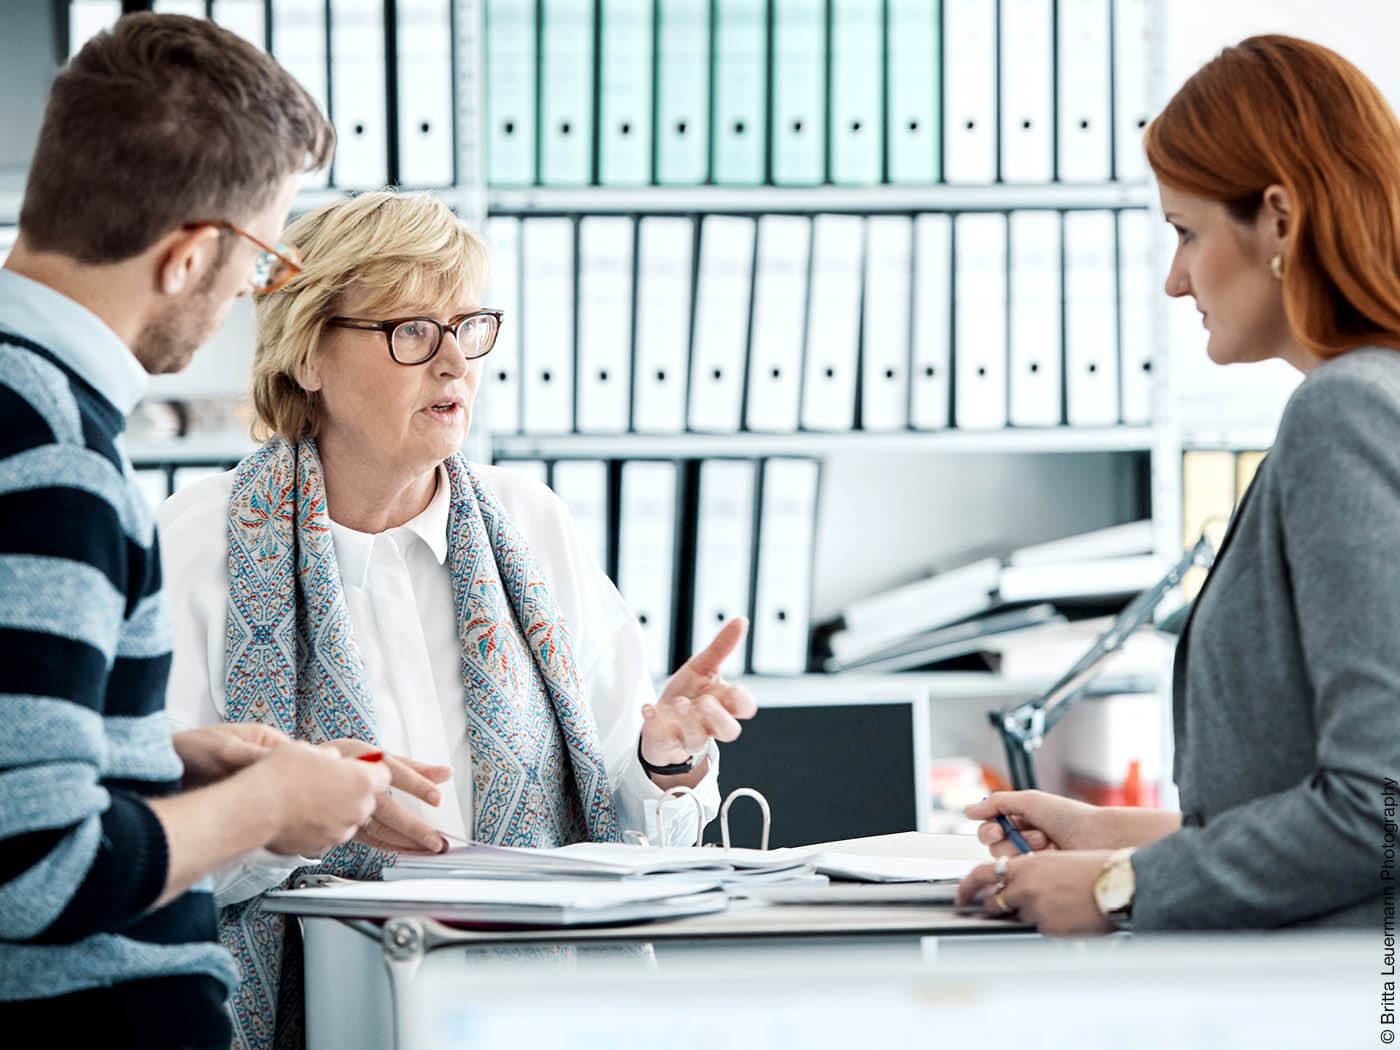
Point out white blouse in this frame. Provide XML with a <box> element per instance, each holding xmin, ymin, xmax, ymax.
<box><xmin>158</xmin><ymin>461</ymin><xmax>720</xmax><ymax>906</ymax></box>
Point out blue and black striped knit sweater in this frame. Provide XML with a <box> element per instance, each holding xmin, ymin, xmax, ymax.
<box><xmin>0</xmin><ymin>282</ymin><xmax>238</xmax><ymax>1043</ymax></box>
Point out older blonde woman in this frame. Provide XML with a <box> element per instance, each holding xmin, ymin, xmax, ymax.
<box><xmin>158</xmin><ymin>191</ymin><xmax>755</xmax><ymax>1050</ymax></box>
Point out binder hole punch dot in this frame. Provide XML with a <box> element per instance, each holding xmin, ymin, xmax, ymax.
<box><xmin>676</xmin><ymin>121</ymin><xmax>688</xmax><ymax>135</ymax></box>
<box><xmin>560</xmin><ymin>122</ymin><xmax>572</xmax><ymax>135</ymax></box>
<box><xmin>712</xmin><ymin>368</ymin><xmax>723</xmax><ymax>380</ymax></box>
<box><xmin>621</xmin><ymin>122</ymin><xmax>632</xmax><ymax>135</ymax></box>
<box><xmin>1030</xmin><ymin>362</ymin><xmax>1040</xmax><ymax>373</ymax></box>
<box><xmin>656</xmin><ymin>369</ymin><xmax>667</xmax><ymax>381</ymax></box>
<box><xmin>965</xmin><ymin>119</ymin><xmax>976</xmax><ymax>131</ymax></box>
<box><xmin>792</xmin><ymin>120</ymin><xmax>805</xmax><ymax>133</ymax></box>
<box><xmin>851</xmin><ymin>121</ymin><xmax>862</xmax><ymax>133</ymax></box>
<box><xmin>720</xmin><ymin>788</ymin><xmax>772</xmax><ymax>850</ymax></box>
<box><xmin>1087</xmin><ymin>362</ymin><xmax>1098</xmax><ymax>373</ymax></box>
<box><xmin>1022</xmin><ymin>118</ymin><xmax>1033</xmax><ymax>130</ymax></box>
<box><xmin>770</xmin><ymin>366</ymin><xmax>781</xmax><ymax>378</ymax></box>
<box><xmin>354</xmin><ymin>123</ymin><xmax>365</xmax><ymax>136</ymax></box>
<box><xmin>503</xmin><ymin>121</ymin><xmax>515</xmax><ymax>135</ymax></box>
<box><xmin>907</xmin><ymin>120</ymin><xmax>919</xmax><ymax>132</ymax></box>
<box><xmin>1079</xmin><ymin>119</ymin><xmax>1091</xmax><ymax>130</ymax></box>
<box><xmin>541</xmin><ymin>370</ymin><xmax>552</xmax><ymax>382</ymax></box>
<box><xmin>733</xmin><ymin>121</ymin><xmax>746</xmax><ymax>135</ymax></box>
<box><xmin>824</xmin><ymin>366</ymin><xmax>835</xmax><ymax>379</ymax></box>
<box><xmin>599</xmin><ymin>369</ymin><xmax>610</xmax><ymax>382</ymax></box>
<box><xmin>420</xmin><ymin>122</ymin><xmax>431</xmax><ymax>135</ymax></box>
<box><xmin>924</xmin><ymin>365</ymin><xmax>936</xmax><ymax>377</ymax></box>
<box><xmin>977</xmin><ymin>366</ymin><xmax>987</xmax><ymax>377</ymax></box>
<box><xmin>1142</xmin><ymin>361</ymin><xmax>1153</xmax><ymax>372</ymax></box>
<box><xmin>776</xmin><ymin>609</ymin><xmax>788</xmax><ymax>622</ymax></box>
<box><xmin>884</xmin><ymin>368</ymin><xmax>896</xmax><ymax>380</ymax></box>
<box><xmin>495</xmin><ymin>370</ymin><xmax>508</xmax><ymax>382</ymax></box>
<box><xmin>638</xmin><ymin>612</ymin><xmax>649</xmax><ymax>625</ymax></box>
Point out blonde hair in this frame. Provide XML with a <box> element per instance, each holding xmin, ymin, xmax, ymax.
<box><xmin>251</xmin><ymin>190</ymin><xmax>491</xmax><ymax>441</ymax></box>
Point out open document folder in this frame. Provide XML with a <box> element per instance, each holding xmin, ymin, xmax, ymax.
<box><xmin>383</xmin><ymin>842</ymin><xmax>979</xmax><ymax>887</ymax></box>
<box><xmin>263</xmin><ymin>877</ymin><xmax>729</xmax><ymax>927</ymax></box>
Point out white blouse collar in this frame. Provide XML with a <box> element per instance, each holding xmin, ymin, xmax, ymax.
<box><xmin>328</xmin><ymin>464</ymin><xmax>451</xmax><ymax>588</ymax></box>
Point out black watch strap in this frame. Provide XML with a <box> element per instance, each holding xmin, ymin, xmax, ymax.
<box><xmin>637</xmin><ymin>735</ymin><xmax>696</xmax><ymax>777</ymax></box>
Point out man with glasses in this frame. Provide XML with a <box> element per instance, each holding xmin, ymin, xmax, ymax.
<box><xmin>0</xmin><ymin>15</ymin><xmax>392</xmax><ymax>1048</ymax></box>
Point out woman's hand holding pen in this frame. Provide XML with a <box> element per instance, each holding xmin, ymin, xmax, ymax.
<box><xmin>967</xmin><ymin>790</ymin><xmax>1185</xmax><ymax>857</ymax></box>
<box><xmin>966</xmin><ymin>790</ymin><xmax>1106</xmax><ymax>855</ymax></box>
<box><xmin>323</xmin><ymin>738</ymin><xmax>454</xmax><ymax>853</ymax></box>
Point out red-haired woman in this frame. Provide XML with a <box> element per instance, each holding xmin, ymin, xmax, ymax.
<box><xmin>958</xmin><ymin>35</ymin><xmax>1400</xmax><ymax>934</ymax></box>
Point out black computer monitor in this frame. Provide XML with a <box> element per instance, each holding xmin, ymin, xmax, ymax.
<box><xmin>702</xmin><ymin>701</ymin><xmax>919</xmax><ymax>849</ymax></box>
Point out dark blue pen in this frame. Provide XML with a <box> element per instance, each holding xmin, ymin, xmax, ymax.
<box><xmin>996</xmin><ymin>814</ymin><xmax>1033</xmax><ymax>854</ymax></box>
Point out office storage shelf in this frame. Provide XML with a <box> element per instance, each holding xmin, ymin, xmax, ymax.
<box><xmin>487</xmin><ymin>181</ymin><xmax>1157</xmax><ymax>218</ymax></box>
<box><xmin>128</xmin><ymin>435</ymin><xmax>258</xmax><ymax>466</ymax></box>
<box><xmin>1179</xmin><ymin>424</ymin><xmax>1279</xmax><ymax>452</ymax></box>
<box><xmin>734</xmin><ymin>671</ymin><xmax>1159</xmax><ymax>707</ymax></box>
<box><xmin>492</xmin><ymin>426</ymin><xmax>1155</xmax><ymax>460</ymax></box>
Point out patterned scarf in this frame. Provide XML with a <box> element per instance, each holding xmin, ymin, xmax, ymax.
<box><xmin>217</xmin><ymin>437</ymin><xmax>620</xmax><ymax>1050</ymax></box>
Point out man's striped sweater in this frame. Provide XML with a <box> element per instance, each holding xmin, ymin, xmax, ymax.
<box><xmin>0</xmin><ymin>270</ymin><xmax>237</xmax><ymax>1045</ymax></box>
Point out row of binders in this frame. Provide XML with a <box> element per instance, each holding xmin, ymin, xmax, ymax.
<box><xmin>495</xmin><ymin>457</ymin><xmax>819</xmax><ymax>678</ymax></box>
<box><xmin>481</xmin><ymin>208</ymin><xmax>1159</xmax><ymax>436</ymax></box>
<box><xmin>70</xmin><ymin>0</ymin><xmax>458</xmax><ymax>189</ymax></box>
<box><xmin>484</xmin><ymin>0</ymin><xmax>1157</xmax><ymax>187</ymax></box>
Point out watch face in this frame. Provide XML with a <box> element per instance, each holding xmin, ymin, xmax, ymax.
<box><xmin>1096</xmin><ymin>856</ymin><xmax>1135</xmax><ymax>913</ymax></box>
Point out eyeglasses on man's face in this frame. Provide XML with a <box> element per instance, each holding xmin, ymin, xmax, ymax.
<box><xmin>325</xmin><ymin>310</ymin><xmax>504</xmax><ymax>365</ymax></box>
<box><xmin>186</xmin><ymin>220</ymin><xmax>302</xmax><ymax>294</ymax></box>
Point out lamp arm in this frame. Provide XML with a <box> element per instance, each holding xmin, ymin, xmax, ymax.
<box><xmin>991</xmin><ymin>535</ymin><xmax>1216</xmax><ymax>786</ymax></box>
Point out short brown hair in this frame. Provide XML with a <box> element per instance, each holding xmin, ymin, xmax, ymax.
<box><xmin>1146</xmin><ymin>35</ymin><xmax>1400</xmax><ymax>358</ymax></box>
<box><xmin>251</xmin><ymin>191</ymin><xmax>491</xmax><ymax>442</ymax></box>
<box><xmin>20</xmin><ymin>13</ymin><xmax>334</xmax><ymax>264</ymax></box>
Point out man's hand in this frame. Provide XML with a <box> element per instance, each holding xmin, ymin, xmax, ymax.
<box><xmin>173</xmin><ymin>723</ymin><xmax>289</xmax><ymax>789</ymax></box>
<box><xmin>641</xmin><ymin>618</ymin><xmax>758</xmax><ymax>786</ymax></box>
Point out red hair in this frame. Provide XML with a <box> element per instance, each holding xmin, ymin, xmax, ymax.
<box><xmin>1145</xmin><ymin>34</ymin><xmax>1400</xmax><ymax>357</ymax></box>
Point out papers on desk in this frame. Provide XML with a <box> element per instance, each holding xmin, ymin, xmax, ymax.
<box><xmin>386</xmin><ymin>841</ymin><xmax>979</xmax><ymax>887</ymax></box>
<box><xmin>388</xmin><ymin>842</ymin><xmax>815</xmax><ymax>885</ymax></box>
<box><xmin>266</xmin><ymin>876</ymin><xmax>729</xmax><ymax>926</ymax></box>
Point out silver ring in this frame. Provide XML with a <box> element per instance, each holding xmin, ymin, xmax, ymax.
<box><xmin>994</xmin><ymin>855</ymin><xmax>1009</xmax><ymax>878</ymax></box>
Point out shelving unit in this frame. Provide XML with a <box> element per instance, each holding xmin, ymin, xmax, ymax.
<box><xmin>12</xmin><ymin>0</ymin><xmax>1201</xmax><ymax>826</ymax></box>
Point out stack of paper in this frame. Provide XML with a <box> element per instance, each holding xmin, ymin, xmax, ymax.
<box><xmin>266</xmin><ymin>876</ymin><xmax>728</xmax><ymax>926</ymax></box>
<box><xmin>386</xmin><ymin>842</ymin><xmax>817</xmax><ymax>887</ymax></box>
<box><xmin>387</xmin><ymin>842</ymin><xmax>978</xmax><ymax>888</ymax></box>
<box><xmin>820</xmin><ymin>520</ymin><xmax>1164</xmax><ymax>673</ymax></box>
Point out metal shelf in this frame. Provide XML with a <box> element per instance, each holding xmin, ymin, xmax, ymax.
<box><xmin>2</xmin><ymin>180</ymin><xmax>1156</xmax><ymax>229</ymax></box>
<box><xmin>1179</xmin><ymin>424</ymin><xmax>1278</xmax><ymax>452</ymax></box>
<box><xmin>493</xmin><ymin>426</ymin><xmax>1155</xmax><ymax>460</ymax></box>
<box><xmin>128</xmin><ymin>434</ymin><xmax>257</xmax><ymax>465</ymax></box>
<box><xmin>732</xmin><ymin>671</ymin><xmax>1160</xmax><ymax>707</ymax></box>
<box><xmin>487</xmin><ymin>181</ymin><xmax>1157</xmax><ymax>216</ymax></box>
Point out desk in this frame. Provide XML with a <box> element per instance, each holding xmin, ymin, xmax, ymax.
<box><xmin>265</xmin><ymin>831</ymin><xmax>1027</xmax><ymax>1049</ymax></box>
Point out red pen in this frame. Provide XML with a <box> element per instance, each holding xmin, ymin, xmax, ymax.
<box><xmin>356</xmin><ymin>750</ymin><xmax>385</xmax><ymax>763</ymax></box>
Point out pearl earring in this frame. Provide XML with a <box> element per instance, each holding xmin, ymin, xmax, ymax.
<box><xmin>1269</xmin><ymin>254</ymin><xmax>1283</xmax><ymax>279</ymax></box>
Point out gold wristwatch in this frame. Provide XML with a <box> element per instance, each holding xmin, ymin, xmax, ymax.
<box><xmin>1093</xmin><ymin>847</ymin><xmax>1137</xmax><ymax>926</ymax></box>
